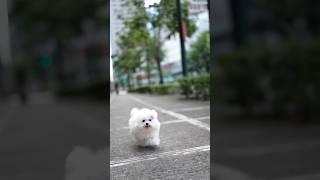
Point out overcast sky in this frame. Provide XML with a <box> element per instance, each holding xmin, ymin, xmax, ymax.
<box><xmin>144</xmin><ymin>0</ymin><xmax>161</xmax><ymax>7</ymax></box>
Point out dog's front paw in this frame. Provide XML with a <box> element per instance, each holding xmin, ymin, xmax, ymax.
<box><xmin>151</xmin><ymin>138</ymin><xmax>160</xmax><ymax>147</ymax></box>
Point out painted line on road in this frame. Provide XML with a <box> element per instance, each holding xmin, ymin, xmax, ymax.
<box><xmin>111</xmin><ymin>116</ymin><xmax>210</xmax><ymax>131</ymax></box>
<box><xmin>173</xmin><ymin>106</ymin><xmax>210</xmax><ymax>112</ymax></box>
<box><xmin>128</xmin><ymin>95</ymin><xmax>210</xmax><ymax>132</ymax></box>
<box><xmin>110</xmin><ymin>145</ymin><xmax>210</xmax><ymax>168</ymax></box>
<box><xmin>225</xmin><ymin>139</ymin><xmax>320</xmax><ymax>157</ymax></box>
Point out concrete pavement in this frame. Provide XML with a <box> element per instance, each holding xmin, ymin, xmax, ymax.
<box><xmin>0</xmin><ymin>93</ymin><xmax>107</xmax><ymax>180</ymax></box>
<box><xmin>110</xmin><ymin>93</ymin><xmax>210</xmax><ymax>179</ymax></box>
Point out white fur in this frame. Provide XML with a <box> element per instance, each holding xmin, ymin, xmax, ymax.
<box><xmin>129</xmin><ymin>108</ymin><xmax>160</xmax><ymax>147</ymax></box>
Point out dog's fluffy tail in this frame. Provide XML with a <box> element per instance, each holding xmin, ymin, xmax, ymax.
<box><xmin>130</xmin><ymin>107</ymin><xmax>139</xmax><ymax>117</ymax></box>
<box><xmin>129</xmin><ymin>108</ymin><xmax>139</xmax><ymax>129</ymax></box>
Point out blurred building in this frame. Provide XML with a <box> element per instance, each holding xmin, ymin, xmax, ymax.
<box><xmin>110</xmin><ymin>0</ymin><xmax>129</xmax><ymax>56</ymax></box>
<box><xmin>189</xmin><ymin>0</ymin><xmax>208</xmax><ymax>15</ymax></box>
<box><xmin>110</xmin><ymin>0</ymin><xmax>131</xmax><ymax>86</ymax></box>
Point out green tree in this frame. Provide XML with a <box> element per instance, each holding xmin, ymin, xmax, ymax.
<box><xmin>147</xmin><ymin>0</ymin><xmax>197</xmax><ymax>83</ymax></box>
<box><xmin>114</xmin><ymin>0</ymin><xmax>148</xmax><ymax>88</ymax></box>
<box><xmin>158</xmin><ymin>0</ymin><xmax>197</xmax><ymax>37</ymax></box>
<box><xmin>114</xmin><ymin>0</ymin><xmax>197</xmax><ymax>86</ymax></box>
<box><xmin>188</xmin><ymin>31</ymin><xmax>210</xmax><ymax>73</ymax></box>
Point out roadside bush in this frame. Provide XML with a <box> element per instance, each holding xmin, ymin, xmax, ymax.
<box><xmin>129</xmin><ymin>86</ymin><xmax>152</xmax><ymax>93</ymax></box>
<box><xmin>214</xmin><ymin>41</ymin><xmax>320</xmax><ymax>120</ymax></box>
<box><xmin>151</xmin><ymin>84</ymin><xmax>179</xmax><ymax>94</ymax></box>
<box><xmin>177</xmin><ymin>74</ymin><xmax>210</xmax><ymax>100</ymax></box>
<box><xmin>128</xmin><ymin>84</ymin><xmax>179</xmax><ymax>95</ymax></box>
<box><xmin>177</xmin><ymin>77</ymin><xmax>193</xmax><ymax>98</ymax></box>
<box><xmin>193</xmin><ymin>74</ymin><xmax>210</xmax><ymax>100</ymax></box>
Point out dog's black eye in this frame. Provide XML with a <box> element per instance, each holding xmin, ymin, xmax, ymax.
<box><xmin>142</xmin><ymin>120</ymin><xmax>145</xmax><ymax>122</ymax></box>
<box><xmin>149</xmin><ymin>119</ymin><xmax>152</xmax><ymax>121</ymax></box>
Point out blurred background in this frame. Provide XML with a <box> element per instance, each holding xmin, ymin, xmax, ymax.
<box><xmin>110</xmin><ymin>0</ymin><xmax>210</xmax><ymax>98</ymax></box>
<box><xmin>213</xmin><ymin>0</ymin><xmax>320</xmax><ymax>179</ymax></box>
<box><xmin>0</xmin><ymin>0</ymin><xmax>108</xmax><ymax>179</ymax></box>
<box><xmin>1</xmin><ymin>0</ymin><xmax>108</xmax><ymax>101</ymax></box>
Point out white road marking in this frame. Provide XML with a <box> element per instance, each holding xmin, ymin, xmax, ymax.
<box><xmin>173</xmin><ymin>106</ymin><xmax>210</xmax><ymax>112</ymax></box>
<box><xmin>128</xmin><ymin>95</ymin><xmax>210</xmax><ymax>131</ymax></box>
<box><xmin>110</xmin><ymin>116</ymin><xmax>210</xmax><ymax>131</ymax></box>
<box><xmin>196</xmin><ymin>116</ymin><xmax>210</xmax><ymax>120</ymax></box>
<box><xmin>110</xmin><ymin>145</ymin><xmax>210</xmax><ymax>168</ymax></box>
<box><xmin>226</xmin><ymin>139</ymin><xmax>320</xmax><ymax>157</ymax></box>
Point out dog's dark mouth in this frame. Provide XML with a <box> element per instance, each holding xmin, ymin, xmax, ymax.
<box><xmin>144</xmin><ymin>125</ymin><xmax>151</xmax><ymax>128</ymax></box>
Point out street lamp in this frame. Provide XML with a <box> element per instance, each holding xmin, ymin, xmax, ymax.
<box><xmin>176</xmin><ymin>0</ymin><xmax>187</xmax><ymax>77</ymax></box>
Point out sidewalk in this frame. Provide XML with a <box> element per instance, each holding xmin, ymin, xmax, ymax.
<box><xmin>110</xmin><ymin>93</ymin><xmax>210</xmax><ymax>179</ymax></box>
<box><xmin>0</xmin><ymin>93</ymin><xmax>107</xmax><ymax>180</ymax></box>
<box><xmin>111</xmin><ymin>93</ymin><xmax>320</xmax><ymax>180</ymax></box>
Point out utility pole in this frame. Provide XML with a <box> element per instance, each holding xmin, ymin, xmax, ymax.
<box><xmin>176</xmin><ymin>0</ymin><xmax>187</xmax><ymax>77</ymax></box>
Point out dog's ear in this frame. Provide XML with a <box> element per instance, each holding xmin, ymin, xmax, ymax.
<box><xmin>151</xmin><ymin>109</ymin><xmax>158</xmax><ymax>119</ymax></box>
<box><xmin>130</xmin><ymin>108</ymin><xmax>139</xmax><ymax>117</ymax></box>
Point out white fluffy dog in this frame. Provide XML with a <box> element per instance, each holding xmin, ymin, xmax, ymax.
<box><xmin>129</xmin><ymin>108</ymin><xmax>160</xmax><ymax>147</ymax></box>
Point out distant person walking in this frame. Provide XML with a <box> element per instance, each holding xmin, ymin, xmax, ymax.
<box><xmin>15</xmin><ymin>68</ymin><xmax>28</xmax><ymax>105</ymax></box>
<box><xmin>115</xmin><ymin>82</ymin><xmax>119</xmax><ymax>95</ymax></box>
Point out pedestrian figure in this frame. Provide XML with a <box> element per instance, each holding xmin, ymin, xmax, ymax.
<box><xmin>15</xmin><ymin>68</ymin><xmax>28</xmax><ymax>105</ymax></box>
<box><xmin>115</xmin><ymin>82</ymin><xmax>119</xmax><ymax>95</ymax></box>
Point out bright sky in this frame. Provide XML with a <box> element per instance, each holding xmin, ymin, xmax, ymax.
<box><xmin>144</xmin><ymin>0</ymin><xmax>161</xmax><ymax>7</ymax></box>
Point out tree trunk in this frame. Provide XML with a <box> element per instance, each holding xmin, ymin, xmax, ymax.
<box><xmin>127</xmin><ymin>73</ymin><xmax>131</xmax><ymax>89</ymax></box>
<box><xmin>156</xmin><ymin>28</ymin><xmax>164</xmax><ymax>84</ymax></box>
<box><xmin>156</xmin><ymin>53</ymin><xmax>163</xmax><ymax>84</ymax></box>
<box><xmin>146</xmin><ymin>57</ymin><xmax>151</xmax><ymax>85</ymax></box>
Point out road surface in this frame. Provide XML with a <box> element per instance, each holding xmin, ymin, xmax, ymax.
<box><xmin>110</xmin><ymin>93</ymin><xmax>210</xmax><ymax>179</ymax></box>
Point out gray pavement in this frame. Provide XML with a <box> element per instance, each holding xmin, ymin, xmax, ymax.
<box><xmin>0</xmin><ymin>92</ymin><xmax>107</xmax><ymax>180</ymax></box>
<box><xmin>1</xmin><ymin>91</ymin><xmax>318</xmax><ymax>179</ymax></box>
<box><xmin>214</xmin><ymin>104</ymin><xmax>320</xmax><ymax>180</ymax></box>
<box><xmin>110</xmin><ymin>93</ymin><xmax>210</xmax><ymax>179</ymax></box>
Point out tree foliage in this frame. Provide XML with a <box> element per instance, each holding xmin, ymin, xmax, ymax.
<box><xmin>188</xmin><ymin>31</ymin><xmax>210</xmax><ymax>73</ymax></box>
<box><xmin>113</xmin><ymin>0</ymin><xmax>148</xmax><ymax>86</ymax></box>
<box><xmin>158</xmin><ymin>0</ymin><xmax>197</xmax><ymax>37</ymax></box>
<box><xmin>114</xmin><ymin>0</ymin><xmax>197</xmax><ymax>86</ymax></box>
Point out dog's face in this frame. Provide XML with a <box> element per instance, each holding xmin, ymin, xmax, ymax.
<box><xmin>131</xmin><ymin>108</ymin><xmax>160</xmax><ymax>130</ymax></box>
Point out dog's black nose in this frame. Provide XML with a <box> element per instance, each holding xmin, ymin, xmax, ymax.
<box><xmin>146</xmin><ymin>123</ymin><xmax>149</xmax><ymax>126</ymax></box>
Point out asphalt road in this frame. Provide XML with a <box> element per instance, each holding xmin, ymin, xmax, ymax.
<box><xmin>110</xmin><ymin>93</ymin><xmax>210</xmax><ymax>180</ymax></box>
<box><xmin>2</xmin><ymin>92</ymin><xmax>318</xmax><ymax>179</ymax></box>
<box><xmin>0</xmin><ymin>93</ymin><xmax>107</xmax><ymax>180</ymax></box>
<box><xmin>214</xmin><ymin>104</ymin><xmax>320</xmax><ymax>180</ymax></box>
